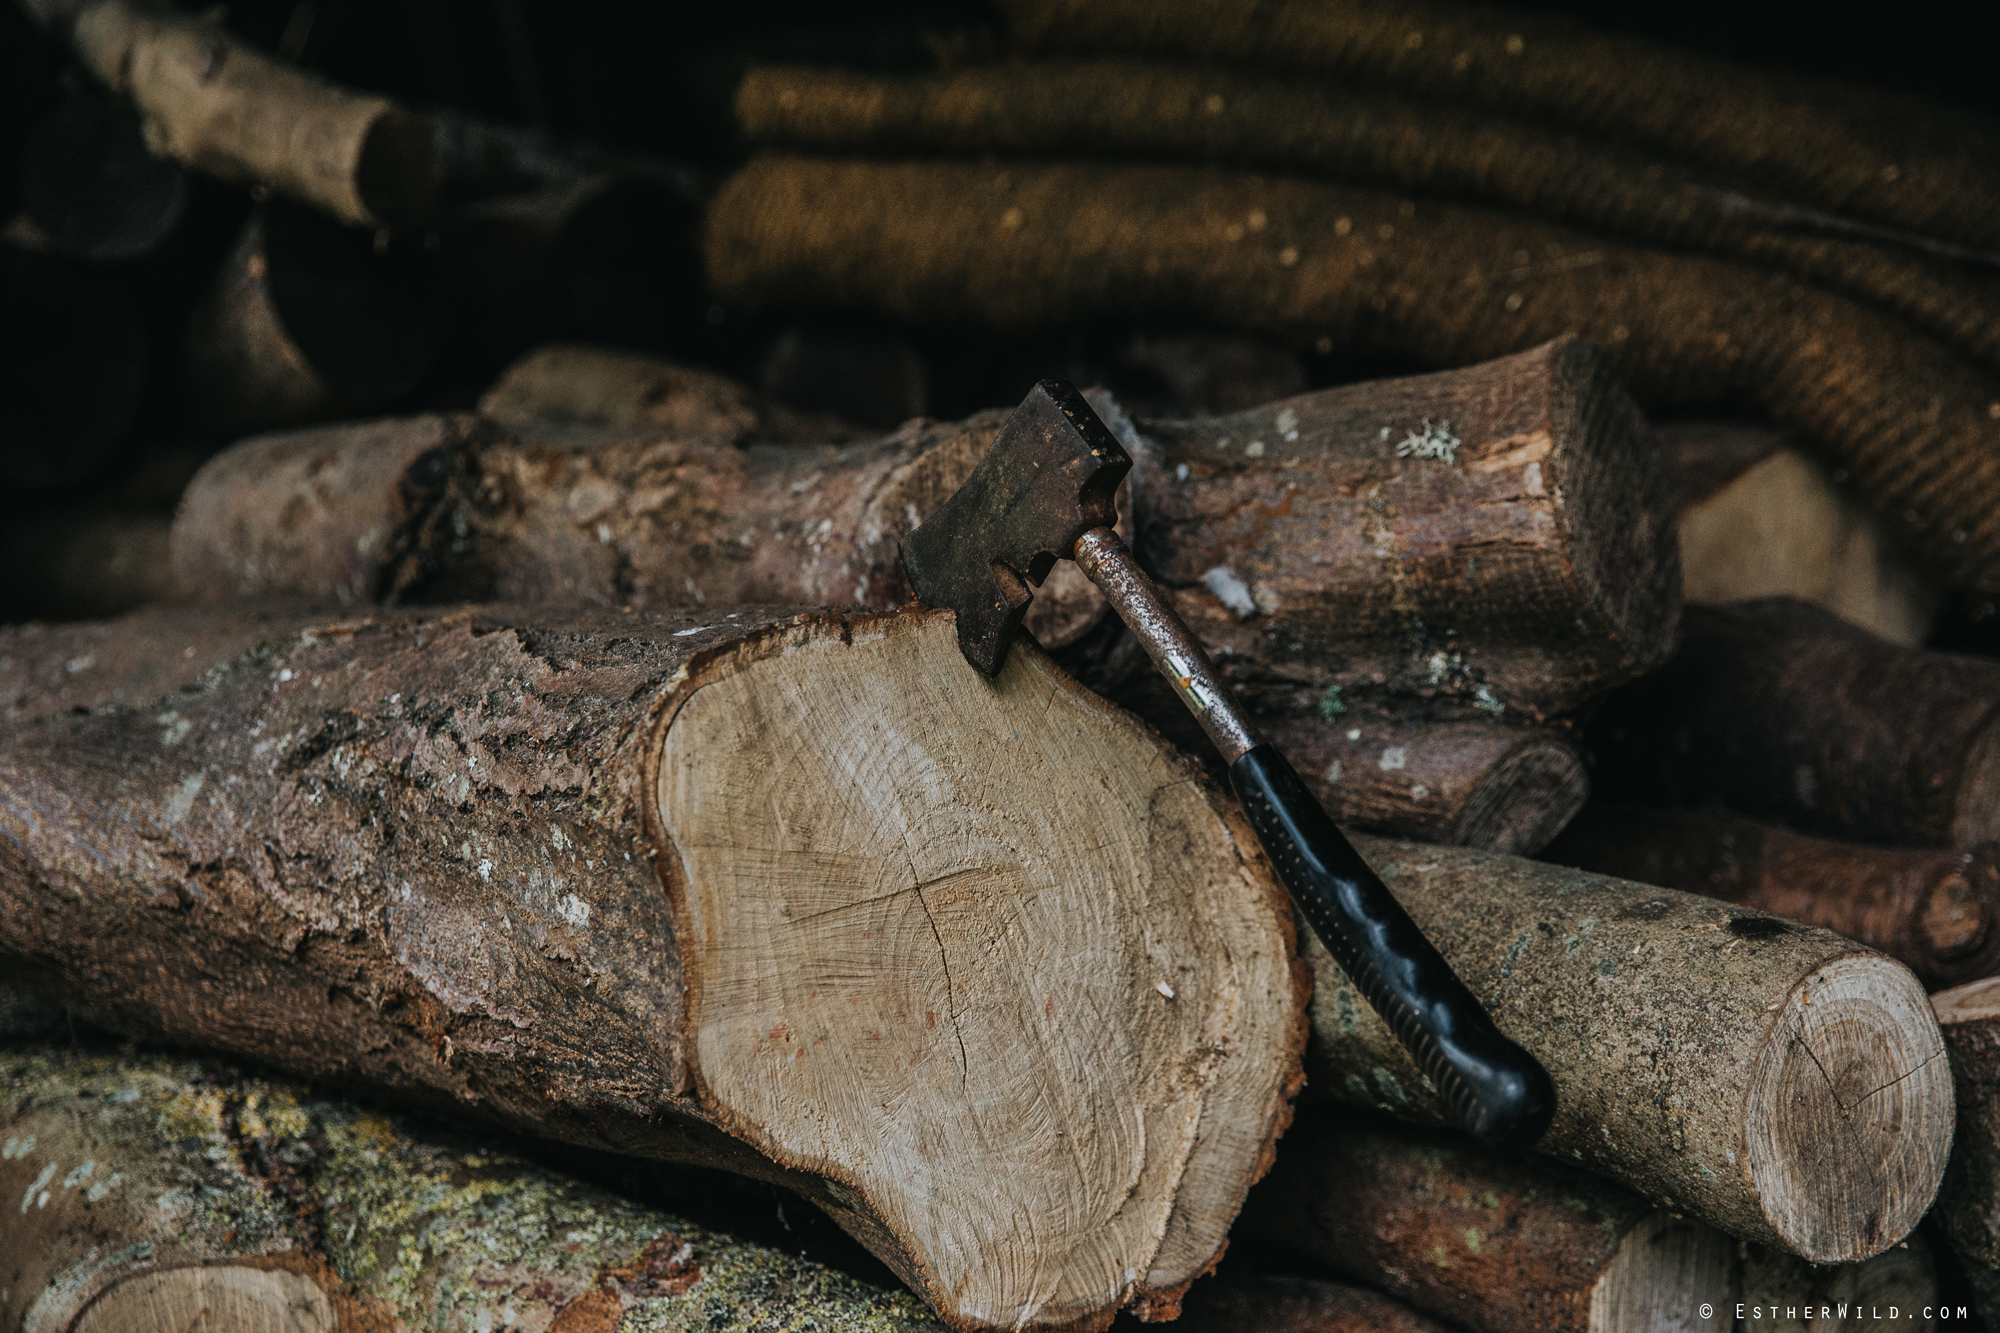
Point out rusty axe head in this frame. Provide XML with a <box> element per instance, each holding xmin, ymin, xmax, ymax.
<box><xmin>901</xmin><ymin>380</ymin><xmax>1131</xmax><ymax>675</ymax></box>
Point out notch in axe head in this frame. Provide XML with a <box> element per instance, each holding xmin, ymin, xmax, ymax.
<box><xmin>902</xmin><ymin>380</ymin><xmax>1556</xmax><ymax>1150</ymax></box>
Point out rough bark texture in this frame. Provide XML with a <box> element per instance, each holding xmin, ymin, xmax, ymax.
<box><xmin>1311</xmin><ymin>838</ymin><xmax>1952</xmax><ymax>1265</ymax></box>
<box><xmin>1110</xmin><ymin>672</ymin><xmax>1589</xmax><ymax>854</ymax></box>
<box><xmin>170</xmin><ymin>338</ymin><xmax>1677</xmax><ymax>723</ymax></box>
<box><xmin>1542</xmin><ymin>803</ymin><xmax>2000</xmax><ymax>989</ymax></box>
<box><xmin>0</xmin><ymin>601</ymin><xmax>1305</xmax><ymax>1333</ymax></box>
<box><xmin>478</xmin><ymin>343</ymin><xmax>864</xmax><ymax>443</ymax></box>
<box><xmin>28</xmin><ymin>0</ymin><xmax>440</xmax><ymax>227</ymax></box>
<box><xmin>1663</xmin><ymin>422</ymin><xmax>1941</xmax><ymax>646</ymax></box>
<box><xmin>1236</xmin><ymin>1103</ymin><xmax>1733</xmax><ymax>1333</ymax></box>
<box><xmin>1173</xmin><ymin>1275</ymin><xmax>1457</xmax><ymax>1333</ymax></box>
<box><xmin>1589</xmin><ymin>598</ymin><xmax>2000</xmax><ymax>848</ymax></box>
<box><xmin>0</xmin><ymin>1045</ymin><xmax>947</xmax><ymax>1333</ymax></box>
<box><xmin>1931</xmin><ymin>977</ymin><xmax>2000</xmax><ymax>1325</ymax></box>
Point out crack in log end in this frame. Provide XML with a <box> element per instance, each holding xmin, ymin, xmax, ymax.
<box><xmin>658</xmin><ymin>612</ymin><xmax>1301</xmax><ymax>1331</ymax></box>
<box><xmin>1745</xmin><ymin>955</ymin><xmax>1954</xmax><ymax>1263</ymax></box>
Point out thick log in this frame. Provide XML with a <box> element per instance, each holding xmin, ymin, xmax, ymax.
<box><xmin>1310</xmin><ymin>839</ymin><xmax>1951</xmax><ymax>1265</ymax></box>
<box><xmin>171</xmin><ymin>337</ymin><xmax>1679</xmax><ymax>719</ymax></box>
<box><xmin>1237</xmin><ymin>1104</ymin><xmax>1733</xmax><ymax>1333</ymax></box>
<box><xmin>1542</xmin><ymin>804</ymin><xmax>2000</xmax><ymax>989</ymax></box>
<box><xmin>1661</xmin><ymin>421</ymin><xmax>1941</xmax><ymax>646</ymax></box>
<box><xmin>1737</xmin><ymin>1240</ymin><xmax>1943</xmax><ymax>1331</ymax></box>
<box><xmin>1930</xmin><ymin>977</ymin><xmax>2000</xmax><ymax>1324</ymax></box>
<box><xmin>1174</xmin><ymin>1275</ymin><xmax>1457</xmax><ymax>1333</ymax></box>
<box><xmin>1590</xmin><ymin>598</ymin><xmax>2000</xmax><ymax>848</ymax></box>
<box><xmin>22</xmin><ymin>0</ymin><xmax>440</xmax><ymax>228</ymax></box>
<box><xmin>181</xmin><ymin>202</ymin><xmax>449</xmax><ymax>437</ymax></box>
<box><xmin>0</xmin><ymin>1045</ymin><xmax>948</xmax><ymax>1333</ymax></box>
<box><xmin>479</xmin><ymin>342</ymin><xmax>864</xmax><ymax>442</ymax></box>
<box><xmin>0</xmin><ymin>602</ymin><xmax>1305</xmax><ymax>1333</ymax></box>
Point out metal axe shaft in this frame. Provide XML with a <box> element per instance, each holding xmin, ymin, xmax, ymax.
<box><xmin>1074</xmin><ymin>526</ymin><xmax>1555</xmax><ymax>1149</ymax></box>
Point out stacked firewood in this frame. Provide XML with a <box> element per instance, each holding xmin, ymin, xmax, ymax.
<box><xmin>7</xmin><ymin>2</ymin><xmax>2000</xmax><ymax>1332</ymax></box>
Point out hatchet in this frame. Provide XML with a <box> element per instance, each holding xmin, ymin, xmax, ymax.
<box><xmin>902</xmin><ymin>379</ymin><xmax>1556</xmax><ymax>1148</ymax></box>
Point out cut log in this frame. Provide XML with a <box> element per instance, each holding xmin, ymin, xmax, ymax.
<box><xmin>22</xmin><ymin>0</ymin><xmax>440</xmax><ymax>228</ymax></box>
<box><xmin>1661</xmin><ymin>421</ymin><xmax>1942</xmax><ymax>646</ymax></box>
<box><xmin>479</xmin><ymin>342</ymin><xmax>864</xmax><ymax>442</ymax></box>
<box><xmin>1236</xmin><ymin>1104</ymin><xmax>1734</xmax><ymax>1333</ymax></box>
<box><xmin>0</xmin><ymin>1045</ymin><xmax>948</xmax><ymax>1333</ymax></box>
<box><xmin>1111</xmin><ymin>670</ymin><xmax>1589</xmax><ymax>853</ymax></box>
<box><xmin>170</xmin><ymin>337</ymin><xmax>1680</xmax><ymax>718</ymax></box>
<box><xmin>1174</xmin><ymin>1275</ymin><xmax>1458</xmax><ymax>1333</ymax></box>
<box><xmin>1542</xmin><ymin>803</ymin><xmax>2000</xmax><ymax>989</ymax></box>
<box><xmin>0</xmin><ymin>601</ymin><xmax>1305</xmax><ymax>1333</ymax></box>
<box><xmin>1737</xmin><ymin>1238</ymin><xmax>1942</xmax><ymax>1332</ymax></box>
<box><xmin>1308</xmin><ymin>838</ymin><xmax>1951</xmax><ymax>1265</ymax></box>
<box><xmin>1930</xmin><ymin>977</ymin><xmax>2000</xmax><ymax>1324</ymax></box>
<box><xmin>18</xmin><ymin>80</ymin><xmax>186</xmax><ymax>263</ymax></box>
<box><xmin>1590</xmin><ymin>598</ymin><xmax>2000</xmax><ymax>848</ymax></box>
<box><xmin>180</xmin><ymin>202</ymin><xmax>449</xmax><ymax>437</ymax></box>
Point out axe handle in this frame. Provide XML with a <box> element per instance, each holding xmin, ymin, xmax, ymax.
<box><xmin>1074</xmin><ymin>528</ymin><xmax>1555</xmax><ymax>1149</ymax></box>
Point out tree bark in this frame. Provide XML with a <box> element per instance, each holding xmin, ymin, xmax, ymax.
<box><xmin>181</xmin><ymin>202</ymin><xmax>449</xmax><ymax>438</ymax></box>
<box><xmin>0</xmin><ymin>601</ymin><xmax>1306</xmax><ymax>1333</ymax></box>
<box><xmin>21</xmin><ymin>0</ymin><xmax>440</xmax><ymax>228</ymax></box>
<box><xmin>170</xmin><ymin>337</ymin><xmax>1679</xmax><ymax>720</ymax></box>
<box><xmin>1542</xmin><ymin>803</ymin><xmax>2000</xmax><ymax>989</ymax></box>
<box><xmin>478</xmin><ymin>343</ymin><xmax>862</xmax><ymax>443</ymax></box>
<box><xmin>1929</xmin><ymin>977</ymin><xmax>2000</xmax><ymax>1325</ymax></box>
<box><xmin>1661</xmin><ymin>421</ymin><xmax>1941</xmax><ymax>646</ymax></box>
<box><xmin>1236</xmin><ymin>1104</ymin><xmax>1734</xmax><ymax>1333</ymax></box>
<box><xmin>1589</xmin><ymin>598</ymin><xmax>2000</xmax><ymax>848</ymax></box>
<box><xmin>1312</xmin><ymin>838</ymin><xmax>1952</xmax><ymax>1265</ymax></box>
<box><xmin>1174</xmin><ymin>1275</ymin><xmax>1458</xmax><ymax>1333</ymax></box>
<box><xmin>0</xmin><ymin>1045</ymin><xmax>947</xmax><ymax>1333</ymax></box>
<box><xmin>1110</xmin><ymin>669</ymin><xmax>1589</xmax><ymax>854</ymax></box>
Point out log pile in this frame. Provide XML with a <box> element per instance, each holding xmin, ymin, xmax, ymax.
<box><xmin>8</xmin><ymin>2</ymin><xmax>2000</xmax><ymax>1329</ymax></box>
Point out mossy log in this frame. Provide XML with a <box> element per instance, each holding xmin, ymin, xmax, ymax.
<box><xmin>1590</xmin><ymin>598</ymin><xmax>2000</xmax><ymax>848</ymax></box>
<box><xmin>1313</xmin><ymin>839</ymin><xmax>1951</xmax><ymax>1265</ymax></box>
<box><xmin>1543</xmin><ymin>803</ymin><xmax>2000</xmax><ymax>989</ymax></box>
<box><xmin>21</xmin><ymin>0</ymin><xmax>439</xmax><ymax>228</ymax></box>
<box><xmin>0</xmin><ymin>1045</ymin><xmax>947</xmax><ymax>1333</ymax></box>
<box><xmin>0</xmin><ymin>602</ymin><xmax>1304</xmax><ymax>1333</ymax></box>
<box><xmin>1661</xmin><ymin>421</ymin><xmax>1941</xmax><ymax>647</ymax></box>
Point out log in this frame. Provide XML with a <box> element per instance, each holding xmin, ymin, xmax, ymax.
<box><xmin>0</xmin><ymin>250</ymin><xmax>147</xmax><ymax>499</ymax></box>
<box><xmin>1110</xmin><ymin>670</ymin><xmax>1590</xmax><ymax>854</ymax></box>
<box><xmin>1930</xmin><ymin>977</ymin><xmax>2000</xmax><ymax>1324</ymax></box>
<box><xmin>1236</xmin><ymin>1104</ymin><xmax>1734</xmax><ymax>1333</ymax></box>
<box><xmin>1661</xmin><ymin>421</ymin><xmax>1942</xmax><ymax>646</ymax></box>
<box><xmin>180</xmin><ymin>201</ymin><xmax>450</xmax><ymax>437</ymax></box>
<box><xmin>0</xmin><ymin>601</ymin><xmax>1306</xmax><ymax>1333</ymax></box>
<box><xmin>1589</xmin><ymin>598</ymin><xmax>2000</xmax><ymax>848</ymax></box>
<box><xmin>1174</xmin><ymin>1275</ymin><xmax>1458</xmax><ymax>1333</ymax></box>
<box><xmin>0</xmin><ymin>1044</ymin><xmax>949</xmax><ymax>1333</ymax></box>
<box><xmin>17</xmin><ymin>80</ymin><xmax>186</xmax><ymax>262</ymax></box>
<box><xmin>479</xmin><ymin>342</ymin><xmax>864</xmax><ymax>443</ymax></box>
<box><xmin>1737</xmin><ymin>1239</ymin><xmax>1944</xmax><ymax>1331</ymax></box>
<box><xmin>22</xmin><ymin>0</ymin><xmax>440</xmax><ymax>228</ymax></box>
<box><xmin>1308</xmin><ymin>838</ymin><xmax>1952</xmax><ymax>1265</ymax></box>
<box><xmin>1542</xmin><ymin>804</ymin><xmax>2000</xmax><ymax>989</ymax></box>
<box><xmin>171</xmin><ymin>337</ymin><xmax>1681</xmax><ymax>718</ymax></box>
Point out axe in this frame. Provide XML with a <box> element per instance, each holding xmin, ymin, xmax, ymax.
<box><xmin>903</xmin><ymin>380</ymin><xmax>1556</xmax><ymax>1148</ymax></box>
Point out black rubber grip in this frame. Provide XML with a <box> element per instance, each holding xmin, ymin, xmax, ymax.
<box><xmin>1231</xmin><ymin>743</ymin><xmax>1556</xmax><ymax>1149</ymax></box>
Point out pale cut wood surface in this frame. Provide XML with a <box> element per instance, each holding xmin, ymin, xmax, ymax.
<box><xmin>0</xmin><ymin>602</ymin><xmax>1304</xmax><ymax>1333</ymax></box>
<box><xmin>1307</xmin><ymin>840</ymin><xmax>1952</xmax><ymax>1264</ymax></box>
